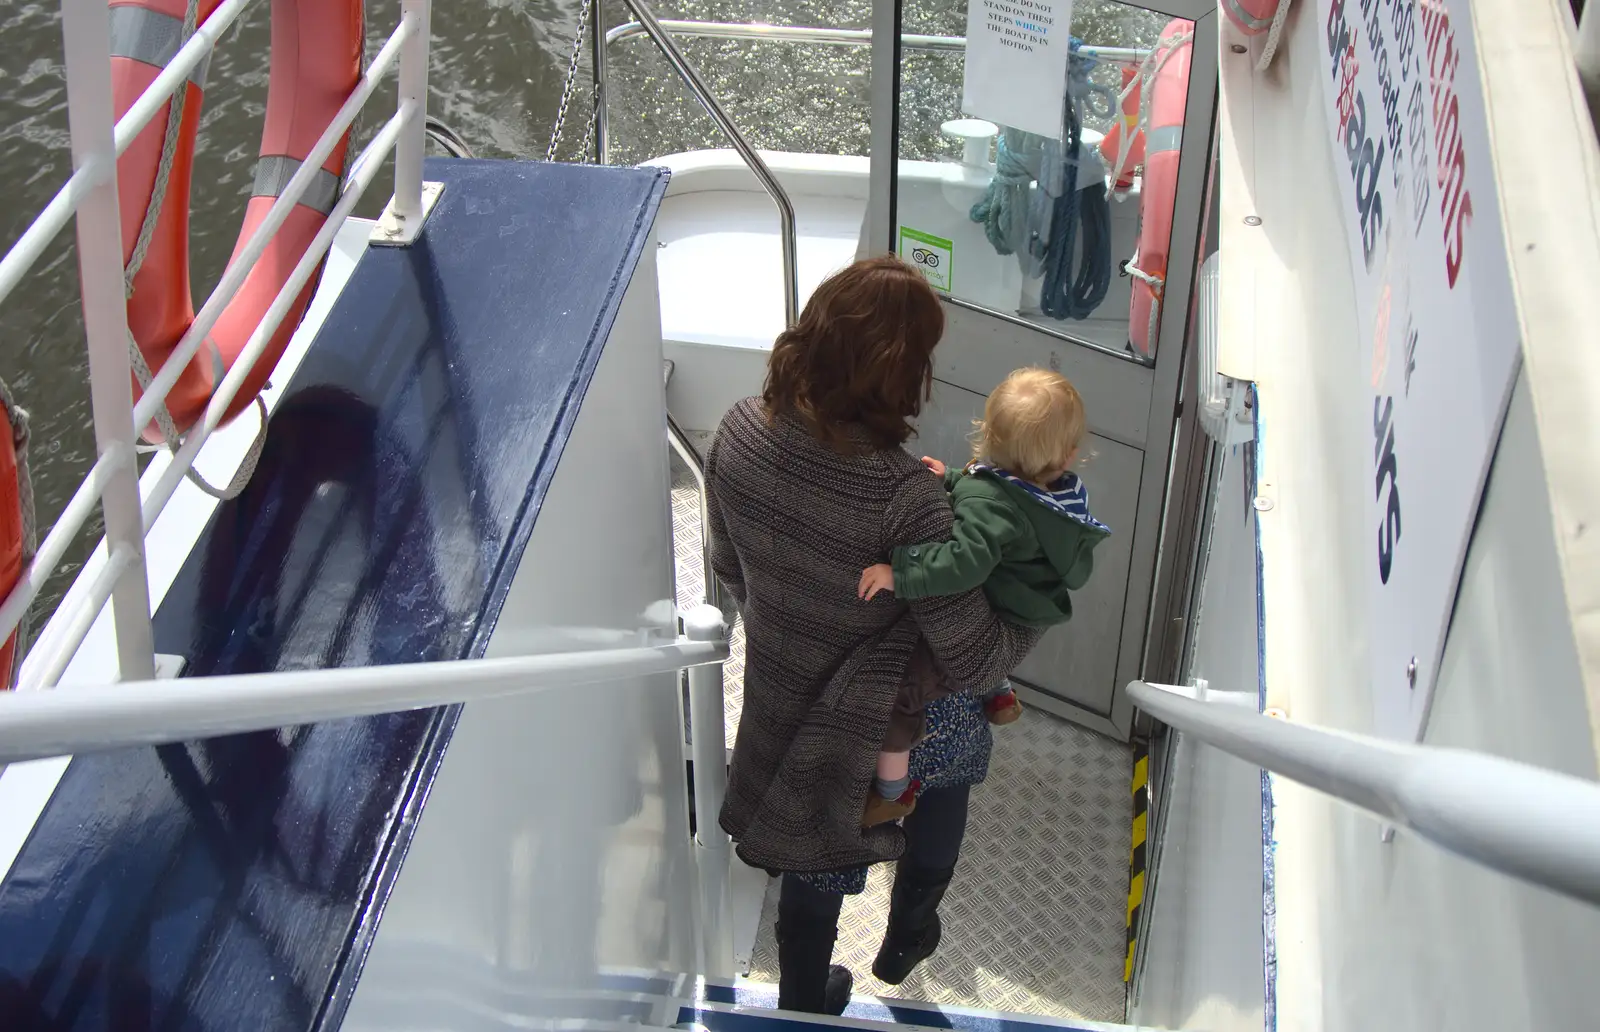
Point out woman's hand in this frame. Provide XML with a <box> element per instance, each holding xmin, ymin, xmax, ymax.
<box><xmin>920</xmin><ymin>456</ymin><xmax>946</xmax><ymax>478</ymax></box>
<box><xmin>858</xmin><ymin>564</ymin><xmax>896</xmax><ymax>601</ymax></box>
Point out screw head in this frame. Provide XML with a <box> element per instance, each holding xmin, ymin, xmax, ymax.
<box><xmin>1253</xmin><ymin>495</ymin><xmax>1274</xmax><ymax>511</ymax></box>
<box><xmin>1244</xmin><ymin>215</ymin><xmax>1263</xmax><ymax>226</ymax></box>
<box><xmin>1231</xmin><ymin>43</ymin><xmax>1248</xmax><ymax>53</ymax></box>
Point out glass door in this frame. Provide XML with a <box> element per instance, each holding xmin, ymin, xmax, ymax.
<box><xmin>885</xmin><ymin>0</ymin><xmax>1217</xmax><ymax>739</ymax></box>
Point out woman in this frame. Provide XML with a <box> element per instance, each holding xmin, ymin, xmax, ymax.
<box><xmin>705</xmin><ymin>255</ymin><xmax>1039</xmax><ymax>1012</ymax></box>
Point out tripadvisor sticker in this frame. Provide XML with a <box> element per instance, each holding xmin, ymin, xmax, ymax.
<box><xmin>899</xmin><ymin>226</ymin><xmax>952</xmax><ymax>292</ymax></box>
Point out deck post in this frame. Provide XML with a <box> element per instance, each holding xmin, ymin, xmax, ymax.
<box><xmin>376</xmin><ymin>0</ymin><xmax>442</xmax><ymax>246</ymax></box>
<box><xmin>684</xmin><ymin>603</ymin><xmax>734</xmax><ymax>978</ymax></box>
<box><xmin>865</xmin><ymin>0</ymin><xmax>900</xmax><ymax>256</ymax></box>
<box><xmin>59</xmin><ymin>0</ymin><xmax>156</xmax><ymax>682</ymax></box>
<box><xmin>395</xmin><ymin>0</ymin><xmax>431</xmax><ymax>217</ymax></box>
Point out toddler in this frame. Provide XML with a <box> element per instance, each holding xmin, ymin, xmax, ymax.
<box><xmin>857</xmin><ymin>367</ymin><xmax>1111</xmax><ymax>826</ymax></box>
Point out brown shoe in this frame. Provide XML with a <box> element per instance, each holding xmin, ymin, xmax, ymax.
<box><xmin>986</xmin><ymin>689</ymin><xmax>1023</xmax><ymax>725</ymax></box>
<box><xmin>862</xmin><ymin>780</ymin><xmax>920</xmax><ymax>827</ymax></box>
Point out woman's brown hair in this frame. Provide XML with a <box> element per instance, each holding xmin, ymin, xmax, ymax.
<box><xmin>762</xmin><ymin>254</ymin><xmax>945</xmax><ymax>453</ymax></box>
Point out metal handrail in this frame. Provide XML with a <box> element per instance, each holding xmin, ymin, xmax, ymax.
<box><xmin>0</xmin><ymin>1</ymin><xmax>432</xmax><ymax>688</ymax></box>
<box><xmin>0</xmin><ymin>636</ymin><xmax>729</xmax><ymax>766</ymax></box>
<box><xmin>591</xmin><ymin>14</ymin><xmax>1158</xmax><ymax>328</ymax></box>
<box><xmin>604</xmin><ymin>19</ymin><xmax>1150</xmax><ymax>64</ymax></box>
<box><xmin>666</xmin><ymin>413</ymin><xmax>722</xmax><ymax>613</ymax></box>
<box><xmin>1128</xmin><ymin>680</ymin><xmax>1600</xmax><ymax>907</ymax></box>
<box><xmin>602</xmin><ymin>0</ymin><xmax>799</xmax><ymax>329</ymax></box>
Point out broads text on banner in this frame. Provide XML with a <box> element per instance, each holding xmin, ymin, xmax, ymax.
<box><xmin>1316</xmin><ymin>0</ymin><xmax>1519</xmax><ymax>741</ymax></box>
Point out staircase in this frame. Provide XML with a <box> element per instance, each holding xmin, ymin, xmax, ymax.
<box><xmin>684</xmin><ymin>976</ymin><xmax>1171</xmax><ymax>1032</ymax></box>
<box><xmin>336</xmin><ymin>963</ymin><xmax>1175</xmax><ymax>1032</ymax></box>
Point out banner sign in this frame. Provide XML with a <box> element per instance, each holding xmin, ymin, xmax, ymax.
<box><xmin>962</xmin><ymin>0</ymin><xmax>1075</xmax><ymax>139</ymax></box>
<box><xmin>1315</xmin><ymin>0</ymin><xmax>1520</xmax><ymax>740</ymax></box>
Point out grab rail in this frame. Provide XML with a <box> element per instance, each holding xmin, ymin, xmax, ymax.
<box><xmin>597</xmin><ymin>0</ymin><xmax>799</xmax><ymax>328</ymax></box>
<box><xmin>0</xmin><ymin>636</ymin><xmax>729</xmax><ymax>766</ymax></box>
<box><xmin>666</xmin><ymin>413</ymin><xmax>722</xmax><ymax>614</ymax></box>
<box><xmin>0</xmin><ymin>0</ymin><xmax>434</xmax><ymax>688</ymax></box>
<box><xmin>603</xmin><ymin>19</ymin><xmax>1149</xmax><ymax>64</ymax></box>
<box><xmin>1128</xmin><ymin>680</ymin><xmax>1600</xmax><ymax>907</ymax></box>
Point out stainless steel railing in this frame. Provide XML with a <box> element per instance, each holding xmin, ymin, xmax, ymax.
<box><xmin>603</xmin><ymin>19</ymin><xmax>1149</xmax><ymax>63</ymax></box>
<box><xmin>600</xmin><ymin>0</ymin><xmax>799</xmax><ymax>329</ymax></box>
<box><xmin>667</xmin><ymin>413</ymin><xmax>723</xmax><ymax>614</ymax></box>
<box><xmin>590</xmin><ymin>13</ymin><xmax>1155</xmax><ymax>332</ymax></box>
<box><xmin>0</xmin><ymin>0</ymin><xmax>436</xmax><ymax>690</ymax></box>
<box><xmin>1129</xmin><ymin>680</ymin><xmax>1600</xmax><ymax>908</ymax></box>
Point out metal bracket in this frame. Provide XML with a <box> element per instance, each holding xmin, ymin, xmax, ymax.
<box><xmin>369</xmin><ymin>181</ymin><xmax>445</xmax><ymax>247</ymax></box>
<box><xmin>1147</xmin><ymin>677</ymin><xmax>1260</xmax><ymax>709</ymax></box>
<box><xmin>153</xmin><ymin>654</ymin><xmax>186</xmax><ymax>680</ymax></box>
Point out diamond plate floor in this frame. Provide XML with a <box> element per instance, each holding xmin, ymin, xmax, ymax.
<box><xmin>670</xmin><ymin>449</ymin><xmax>1132</xmax><ymax>1022</ymax></box>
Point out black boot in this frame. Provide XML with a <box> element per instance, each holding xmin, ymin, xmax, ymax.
<box><xmin>775</xmin><ymin>932</ymin><xmax>853</xmax><ymax>1014</ymax></box>
<box><xmin>776</xmin><ymin>877</ymin><xmax>852</xmax><ymax>1015</ymax></box>
<box><xmin>871</xmin><ymin>862</ymin><xmax>954</xmax><ymax>985</ymax></box>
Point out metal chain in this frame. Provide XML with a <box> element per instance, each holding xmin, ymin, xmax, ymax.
<box><xmin>577</xmin><ymin>81</ymin><xmax>600</xmax><ymax>163</ymax></box>
<box><xmin>546</xmin><ymin>0</ymin><xmax>594</xmax><ymax>161</ymax></box>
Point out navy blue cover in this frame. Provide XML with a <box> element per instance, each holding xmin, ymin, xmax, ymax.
<box><xmin>0</xmin><ymin>159</ymin><xmax>668</xmax><ymax>1031</ymax></box>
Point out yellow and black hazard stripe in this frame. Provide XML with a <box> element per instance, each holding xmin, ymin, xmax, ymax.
<box><xmin>1124</xmin><ymin>739</ymin><xmax>1150</xmax><ymax>982</ymax></box>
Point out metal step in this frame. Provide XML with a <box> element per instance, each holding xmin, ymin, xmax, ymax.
<box><xmin>685</xmin><ymin>976</ymin><xmax>1167</xmax><ymax>1032</ymax></box>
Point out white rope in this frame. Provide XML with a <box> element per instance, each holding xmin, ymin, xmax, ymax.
<box><xmin>1106</xmin><ymin>29</ymin><xmax>1194</xmax><ymax>200</ymax></box>
<box><xmin>123</xmin><ymin>0</ymin><xmax>265</xmax><ymax>502</ymax></box>
<box><xmin>1124</xmin><ymin>253</ymin><xmax>1165</xmax><ymax>357</ymax></box>
<box><xmin>1256</xmin><ymin>0</ymin><xmax>1293</xmax><ymax>73</ymax></box>
<box><xmin>1123</xmin><ymin>259</ymin><xmax>1164</xmax><ymax>291</ymax></box>
<box><xmin>0</xmin><ymin>376</ymin><xmax>35</xmax><ymax>686</ymax></box>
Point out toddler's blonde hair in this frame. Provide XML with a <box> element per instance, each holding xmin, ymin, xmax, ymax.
<box><xmin>972</xmin><ymin>368</ymin><xmax>1086</xmax><ymax>483</ymax></box>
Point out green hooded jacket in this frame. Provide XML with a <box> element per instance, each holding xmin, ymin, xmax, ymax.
<box><xmin>889</xmin><ymin>465</ymin><xmax>1111</xmax><ymax>628</ymax></box>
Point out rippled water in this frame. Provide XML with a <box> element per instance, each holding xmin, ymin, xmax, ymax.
<box><xmin>0</xmin><ymin>0</ymin><xmax>1162</xmax><ymax>634</ymax></box>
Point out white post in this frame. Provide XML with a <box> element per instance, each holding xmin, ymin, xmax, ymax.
<box><xmin>375</xmin><ymin>0</ymin><xmax>441</xmax><ymax>246</ymax></box>
<box><xmin>864</xmin><ymin>0</ymin><xmax>899</xmax><ymax>257</ymax></box>
<box><xmin>59</xmin><ymin>0</ymin><xmax>155</xmax><ymax>682</ymax></box>
<box><xmin>394</xmin><ymin>0</ymin><xmax>429</xmax><ymax>219</ymax></box>
<box><xmin>684</xmin><ymin>603</ymin><xmax>733</xmax><ymax>978</ymax></box>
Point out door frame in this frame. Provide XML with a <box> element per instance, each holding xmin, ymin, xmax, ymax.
<box><xmin>864</xmin><ymin>0</ymin><xmax>1220</xmax><ymax>739</ymax></box>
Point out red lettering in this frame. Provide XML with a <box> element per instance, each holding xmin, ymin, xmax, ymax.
<box><xmin>1445</xmin><ymin>189</ymin><xmax>1473</xmax><ymax>287</ymax></box>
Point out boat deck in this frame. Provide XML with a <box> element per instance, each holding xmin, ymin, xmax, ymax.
<box><xmin>670</xmin><ymin>452</ymin><xmax>1133</xmax><ymax>1023</ymax></box>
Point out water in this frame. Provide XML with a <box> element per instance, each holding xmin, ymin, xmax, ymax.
<box><xmin>0</xmin><ymin>0</ymin><xmax>1162</xmax><ymax>640</ymax></box>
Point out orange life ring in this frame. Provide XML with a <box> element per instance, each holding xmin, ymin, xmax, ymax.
<box><xmin>1221</xmin><ymin>0</ymin><xmax>1283</xmax><ymax>35</ymax></box>
<box><xmin>1098</xmin><ymin>65</ymin><xmax>1143</xmax><ymax>192</ymax></box>
<box><xmin>1127</xmin><ymin>19</ymin><xmax>1192</xmax><ymax>359</ymax></box>
<box><xmin>0</xmin><ymin>395</ymin><xmax>23</xmax><ymax>691</ymax></box>
<box><xmin>112</xmin><ymin>0</ymin><xmax>364</xmax><ymax>441</ymax></box>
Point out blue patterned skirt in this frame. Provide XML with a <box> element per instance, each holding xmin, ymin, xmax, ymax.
<box><xmin>795</xmin><ymin>692</ymin><xmax>993</xmax><ymax>895</ymax></box>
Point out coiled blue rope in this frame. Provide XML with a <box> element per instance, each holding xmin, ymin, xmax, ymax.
<box><xmin>968</xmin><ymin>38</ymin><xmax>1113</xmax><ymax>321</ymax></box>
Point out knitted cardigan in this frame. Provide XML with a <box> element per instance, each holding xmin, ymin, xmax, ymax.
<box><xmin>708</xmin><ymin>398</ymin><xmax>1039</xmax><ymax>873</ymax></box>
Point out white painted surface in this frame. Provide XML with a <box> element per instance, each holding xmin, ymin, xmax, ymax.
<box><xmin>1132</xmin><ymin>442</ymin><xmax>1264</xmax><ymax>1032</ymax></box>
<box><xmin>1471</xmin><ymin>0</ymin><xmax>1600</xmax><ymax>763</ymax></box>
<box><xmin>650</xmin><ymin>151</ymin><xmax>867</xmax><ymax>433</ymax></box>
<box><xmin>0</xmin><ymin>216</ymin><xmax>377</xmax><ymax>883</ymax></box>
<box><xmin>1200</xmin><ymin>8</ymin><xmax>1600</xmax><ymax>1029</ymax></box>
<box><xmin>341</xmin><ymin>243</ymin><xmax>702</xmax><ymax>1023</ymax></box>
<box><xmin>729</xmin><ymin>859</ymin><xmax>772</xmax><ymax>975</ymax></box>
